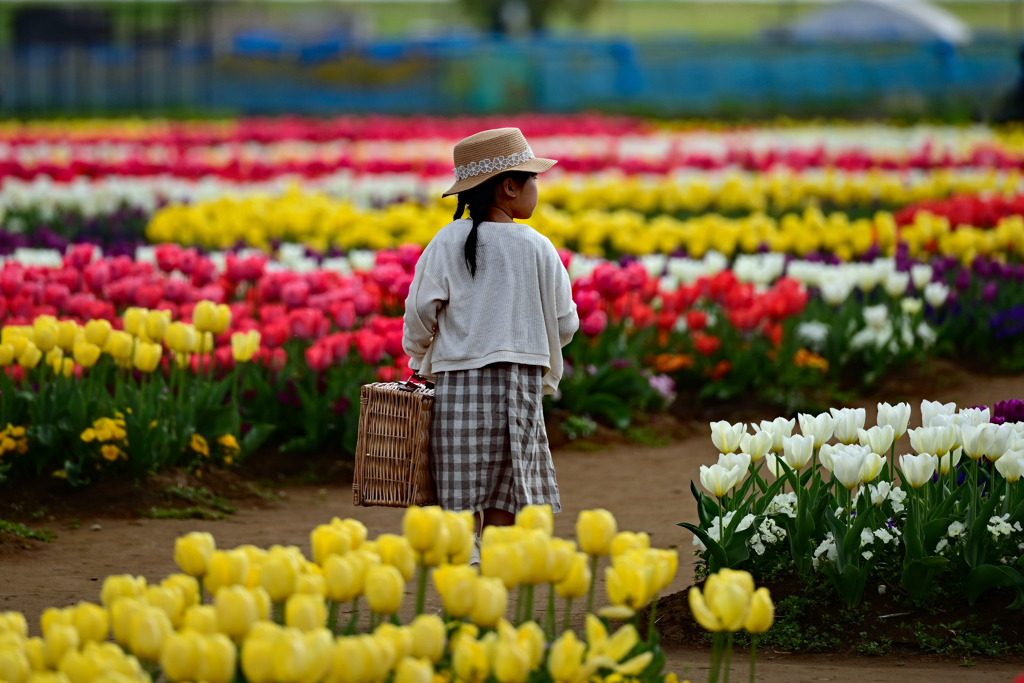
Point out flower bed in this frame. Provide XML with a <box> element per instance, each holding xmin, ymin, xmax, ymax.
<box><xmin>0</xmin><ymin>505</ymin><xmax>696</xmax><ymax>683</ymax></box>
<box><xmin>682</xmin><ymin>400</ymin><xmax>1024</xmax><ymax>622</ymax></box>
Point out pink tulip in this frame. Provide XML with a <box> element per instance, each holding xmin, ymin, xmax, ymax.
<box><xmin>581</xmin><ymin>310</ymin><xmax>608</xmax><ymax>336</ymax></box>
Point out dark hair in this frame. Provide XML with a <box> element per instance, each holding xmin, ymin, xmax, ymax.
<box><xmin>454</xmin><ymin>170</ymin><xmax>533</xmax><ymax>277</ymax></box>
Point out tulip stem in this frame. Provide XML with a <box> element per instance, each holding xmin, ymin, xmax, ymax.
<box><xmin>586</xmin><ymin>556</ymin><xmax>598</xmax><ymax>616</ymax></box>
<box><xmin>546</xmin><ymin>583</ymin><xmax>556</xmax><ymax>640</ymax></box>
<box><xmin>515</xmin><ymin>585</ymin><xmax>525</xmax><ymax>625</ymax></box>
<box><xmin>415</xmin><ymin>561</ymin><xmax>428</xmax><ymax>616</ymax></box>
<box><xmin>647</xmin><ymin>595</ymin><xmax>659</xmax><ymax>644</ymax></box>
<box><xmin>274</xmin><ymin>602</ymin><xmax>284</xmax><ymax>625</ymax></box>
<box><xmin>343</xmin><ymin>598</ymin><xmax>360</xmax><ymax>635</ymax></box>
<box><xmin>563</xmin><ymin>598</ymin><xmax>573</xmax><ymax>633</ymax></box>
<box><xmin>328</xmin><ymin>600</ymin><xmax>338</xmax><ymax>632</ymax></box>
<box><xmin>723</xmin><ymin>632</ymin><xmax>734</xmax><ymax>683</ymax></box>
<box><xmin>709</xmin><ymin>632</ymin><xmax>723</xmax><ymax>683</ymax></box>
<box><xmin>749</xmin><ymin>635</ymin><xmax>757</xmax><ymax>683</ymax></box>
<box><xmin>525</xmin><ymin>584</ymin><xmax>535</xmax><ymax>623</ymax></box>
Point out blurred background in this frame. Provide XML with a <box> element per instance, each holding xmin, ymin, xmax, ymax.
<box><xmin>0</xmin><ymin>0</ymin><xmax>1021</xmax><ymax>119</ymax></box>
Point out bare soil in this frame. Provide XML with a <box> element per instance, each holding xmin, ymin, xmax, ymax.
<box><xmin>1</xmin><ymin>359</ymin><xmax>1024</xmax><ymax>682</ymax></box>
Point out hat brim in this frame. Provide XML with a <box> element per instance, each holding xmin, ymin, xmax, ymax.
<box><xmin>441</xmin><ymin>158</ymin><xmax>557</xmax><ymax>198</ymax></box>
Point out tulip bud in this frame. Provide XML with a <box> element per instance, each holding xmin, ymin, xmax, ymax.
<box><xmin>295</xmin><ymin>572</ymin><xmax>326</xmax><ymax>596</ymax></box>
<box><xmin>432</xmin><ymin>564</ymin><xmax>477</xmax><ymax>618</ymax></box>
<box><xmin>260</xmin><ymin>549</ymin><xmax>299</xmax><ymax>603</ymax></box>
<box><xmin>547</xmin><ymin>630</ymin><xmax>585</xmax><ymax>683</ymax></box>
<box><xmin>576</xmin><ymin>509</ymin><xmax>617</xmax><ymax>557</ymax></box>
<box><xmin>166</xmin><ymin>322</ymin><xmax>197</xmax><ymax>354</ymax></box>
<box><xmin>145</xmin><ymin>310</ymin><xmax>171</xmax><ymax>342</ymax></box>
<box><xmin>193</xmin><ymin>301</ymin><xmax>219</xmax><ymax>333</ymax></box>
<box><xmin>104</xmin><ymin>331</ymin><xmax>133</xmax><ymax>361</ymax></box>
<box><xmin>110</xmin><ymin>598</ymin><xmax>145</xmax><ymax>648</ymax></box>
<box><xmin>231</xmin><ymin>330</ymin><xmax>260</xmax><ymax>363</ymax></box>
<box><xmin>83</xmin><ymin>320</ymin><xmax>111</xmax><ymax>348</ymax></box>
<box><xmin>32</xmin><ymin>322</ymin><xmax>56</xmax><ymax>353</ymax></box>
<box><xmin>744</xmin><ymin>587</ymin><xmax>774</xmax><ymax>634</ymax></box>
<box><xmin>145</xmin><ymin>585</ymin><xmax>185</xmax><ymax>627</ymax></box>
<box><xmin>515</xmin><ymin>504</ymin><xmax>553</xmax><ymax>536</ymax></box>
<box><xmin>40</xmin><ymin>607</ymin><xmax>73</xmax><ymax>638</ymax></box>
<box><xmin>43</xmin><ymin>622</ymin><xmax>79</xmax><ymax>669</ymax></box>
<box><xmin>611</xmin><ymin>531</ymin><xmax>650</xmax><ymax>558</ymax></box>
<box><xmin>605</xmin><ymin>553</ymin><xmax>656</xmax><ymax>611</ymax></box>
<box><xmin>204</xmin><ymin>549</ymin><xmax>250</xmax><ymax>595</ymax></box>
<box><xmin>470</xmin><ymin>576</ymin><xmax>507</xmax><ymax>629</ymax></box>
<box><xmin>101</xmin><ymin>575</ymin><xmax>146</xmax><ymax>608</ymax></box>
<box><xmin>329</xmin><ymin>637</ymin><xmax>373</xmax><ymax>683</ymax></box>
<box><xmin>195</xmin><ymin>633</ymin><xmax>237</xmax><ymax>683</ymax></box>
<box><xmin>444</xmin><ymin>510</ymin><xmax>475</xmax><ymax>563</ymax></box>
<box><xmin>0</xmin><ymin>611</ymin><xmax>28</xmax><ymax>637</ymax></box>
<box><xmin>183</xmin><ymin>605</ymin><xmax>219</xmax><ymax>634</ymax></box>
<box><xmin>133</xmin><ymin>341</ymin><xmax>162</xmax><ymax>373</ymax></box>
<box><xmin>365</xmin><ymin>564</ymin><xmax>405</xmax><ymax>616</ymax></box>
<box><xmin>311</xmin><ymin>523</ymin><xmax>352</xmax><ymax>566</ymax></box>
<box><xmin>0</xmin><ymin>343</ymin><xmax>14</xmax><ymax>367</ymax></box>
<box><xmin>272</xmin><ymin>628</ymin><xmax>309</xmax><ymax>682</ymax></box>
<box><xmin>72</xmin><ymin>341</ymin><xmax>101</xmax><ymax>369</ymax></box>
<box><xmin>395</xmin><ymin>656</ymin><xmax>434</xmax><ymax>683</ymax></box>
<box><xmin>410</xmin><ymin>614</ymin><xmax>446</xmax><ymax>663</ymax></box>
<box><xmin>214</xmin><ymin>585</ymin><xmax>259</xmax><ymax>640</ymax></box>
<box><xmin>377</xmin><ymin>534</ymin><xmax>416</xmax><ymax>581</ymax></box>
<box><xmin>162</xmin><ymin>574</ymin><xmax>200</xmax><ymax>610</ymax></box>
<box><xmin>23</xmin><ymin>636</ymin><xmax>46</xmax><ymax>672</ymax></box>
<box><xmin>160</xmin><ymin>630</ymin><xmax>199</xmax><ymax>682</ymax></box>
<box><xmin>241</xmin><ymin>632</ymin><xmax>278</xmax><ymax>683</ymax></box>
<box><xmin>129</xmin><ymin>606</ymin><xmax>171</xmax><ymax>661</ymax></box>
<box><xmin>403</xmin><ymin>505</ymin><xmax>445</xmax><ymax>554</ymax></box>
<box><xmin>285</xmin><ymin>593</ymin><xmax>326</xmax><ymax>632</ymax></box>
<box><xmin>452</xmin><ymin>635</ymin><xmax>490</xmax><ymax>683</ymax></box>
<box><xmin>72</xmin><ymin>602</ymin><xmax>109</xmax><ymax>644</ymax></box>
<box><xmin>324</xmin><ymin>555</ymin><xmax>359</xmax><ymax>603</ymax></box>
<box><xmin>555</xmin><ymin>552</ymin><xmax>591</xmax><ymax>600</ymax></box>
<box><xmin>17</xmin><ymin>341</ymin><xmax>41</xmax><ymax>369</ymax></box>
<box><xmin>0</xmin><ymin>647</ymin><xmax>31</xmax><ymax>683</ymax></box>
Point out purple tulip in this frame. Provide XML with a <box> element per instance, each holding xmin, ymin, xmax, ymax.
<box><xmin>955</xmin><ymin>268</ymin><xmax>972</xmax><ymax>291</ymax></box>
<box><xmin>993</xmin><ymin>399</ymin><xmax>1024</xmax><ymax>423</ymax></box>
<box><xmin>982</xmin><ymin>282</ymin><xmax>999</xmax><ymax>303</ymax></box>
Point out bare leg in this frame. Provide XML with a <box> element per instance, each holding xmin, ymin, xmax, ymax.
<box><xmin>475</xmin><ymin>507</ymin><xmax>515</xmax><ymax>536</ymax></box>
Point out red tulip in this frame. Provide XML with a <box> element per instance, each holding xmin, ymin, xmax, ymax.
<box><xmin>397</xmin><ymin>243</ymin><xmax>423</xmax><ymax>269</ymax></box>
<box><xmin>686</xmin><ymin>310</ymin><xmax>708</xmax><ymax>331</ymax></box>
<box><xmin>354</xmin><ymin>330</ymin><xmax>385</xmax><ymax>365</ymax></box>
<box><xmin>693</xmin><ymin>332</ymin><xmax>721</xmax><ymax>356</ymax></box>
<box><xmin>136</xmin><ymin>283</ymin><xmax>164</xmax><ymax>309</ymax></box>
<box><xmin>215</xmin><ymin>346</ymin><xmax>235</xmax><ymax>370</ymax></box>
<box><xmin>656</xmin><ymin>310</ymin><xmax>678</xmax><ymax>331</ymax></box>
<box><xmin>66</xmin><ymin>244</ymin><xmax>94</xmax><ymax>269</ymax></box>
<box><xmin>155</xmin><ymin>244</ymin><xmax>181</xmax><ymax>273</ymax></box>
<box><xmin>376</xmin><ymin>366</ymin><xmax>399</xmax><ymax>383</ymax></box>
<box><xmin>177</xmin><ymin>248</ymin><xmax>199</xmax><ymax>275</ymax></box>
<box><xmin>84</xmin><ymin>261</ymin><xmax>110</xmax><ymax>291</ymax></box>
<box><xmin>281</xmin><ymin>280</ymin><xmax>310</xmax><ymax>308</ymax></box>
<box><xmin>331</xmin><ymin>300</ymin><xmax>356</xmax><ymax>330</ymax></box>
<box><xmin>631</xmin><ymin>302</ymin><xmax>655</xmax><ymax>329</ymax></box>
<box><xmin>574</xmin><ymin>289</ymin><xmax>601</xmax><ymax>317</ymax></box>
<box><xmin>259</xmin><ymin>304</ymin><xmax>287</xmax><ymax>324</ymax></box>
<box><xmin>288</xmin><ymin>308</ymin><xmax>326</xmax><ymax>340</ymax></box>
<box><xmin>581</xmin><ymin>310</ymin><xmax>608</xmax><ymax>336</ymax></box>
<box><xmin>44</xmin><ymin>283</ymin><xmax>70</xmax><ymax>309</ymax></box>
<box><xmin>163</xmin><ymin>277</ymin><xmax>191</xmax><ymax>303</ymax></box>
<box><xmin>324</xmin><ymin>332</ymin><xmax>351</xmax><ymax>361</ymax></box>
<box><xmin>353</xmin><ymin>290</ymin><xmax>378</xmax><ymax>316</ymax></box>
<box><xmin>384</xmin><ymin>329</ymin><xmax>404</xmax><ymax>358</ymax></box>
<box><xmin>305</xmin><ymin>343</ymin><xmax>332</xmax><ymax>372</ymax></box>
<box><xmin>262</xmin><ymin>320</ymin><xmax>290</xmax><ymax>348</ymax></box>
<box><xmin>190</xmin><ymin>257</ymin><xmax>217</xmax><ymax>287</ymax></box>
<box><xmin>156</xmin><ymin>300</ymin><xmax>179</xmax><ymax>320</ymax></box>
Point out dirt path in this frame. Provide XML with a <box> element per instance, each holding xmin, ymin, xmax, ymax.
<box><xmin>2</xmin><ymin>364</ymin><xmax>1024</xmax><ymax>681</ymax></box>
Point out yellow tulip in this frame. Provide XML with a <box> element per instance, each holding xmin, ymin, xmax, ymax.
<box><xmin>611</xmin><ymin>531</ymin><xmax>650</xmax><ymax>557</ymax></box>
<box><xmin>444</xmin><ymin>510</ymin><xmax>475</xmax><ymax>563</ymax></box>
<box><xmin>194</xmin><ymin>301</ymin><xmax>220</xmax><ymax>333</ymax></box>
<box><xmin>470</xmin><ymin>576</ymin><xmax>507</xmax><ymax>629</ymax></box>
<box><xmin>109</xmin><ymin>598</ymin><xmax>144</xmax><ymax>647</ymax></box>
<box><xmin>452</xmin><ymin>635</ymin><xmax>490</xmax><ymax>683</ymax></box>
<box><xmin>516</xmin><ymin>504</ymin><xmax>553</xmax><ymax>535</ymax></box>
<box><xmin>215</xmin><ymin>585</ymin><xmax>259</xmax><ymax>639</ymax></box>
<box><xmin>183</xmin><ymin>605</ymin><xmax>219</xmax><ymax>634</ymax></box>
<box><xmin>160</xmin><ymin>630</ymin><xmax>199</xmax><ymax>682</ymax></box>
<box><xmin>101</xmin><ymin>574</ymin><xmax>146</xmax><ymax>608</ymax></box>
<box><xmin>71</xmin><ymin>602</ymin><xmax>108</xmax><ymax>644</ymax></box>
<box><xmin>324</xmin><ymin>555</ymin><xmax>359</xmax><ymax>603</ymax></box>
<box><xmin>58</xmin><ymin>649</ymin><xmax>101</xmax><ymax>683</ymax></box>
<box><xmin>328</xmin><ymin>637</ymin><xmax>373</xmax><ymax>683</ymax></box>
<box><xmin>195</xmin><ymin>633</ymin><xmax>237</xmax><ymax>683</ymax></box>
<box><xmin>42</xmin><ymin>623</ymin><xmax>79</xmax><ymax>669</ymax></box>
<box><xmin>0</xmin><ymin>343</ymin><xmax>14</xmax><ymax>366</ymax></box>
<box><xmin>175</xmin><ymin>530</ymin><xmax>218</xmax><ymax>578</ymax></box>
<box><xmin>376</xmin><ymin>622</ymin><xmax>414</xmax><ymax>661</ymax></box>
<box><xmin>518</xmin><ymin>531</ymin><xmax>553</xmax><ymax>585</ymax></box>
<box><xmin>295</xmin><ymin>573</ymin><xmax>326</xmax><ymax>596</ymax></box>
<box><xmin>122</xmin><ymin>308</ymin><xmax>148</xmax><ymax>337</ymax></box>
<box><xmin>145</xmin><ymin>584</ymin><xmax>185</xmax><ymax>627</ymax></box>
<box><xmin>145</xmin><ymin>310</ymin><xmax>171</xmax><ymax>341</ymax></box>
<box><xmin>410</xmin><ymin>614</ymin><xmax>446</xmax><ymax>663</ymax></box>
<box><xmin>72</xmin><ymin>341</ymin><xmax>101</xmax><ymax>368</ymax></box>
<box><xmin>285</xmin><ymin>593</ymin><xmax>326</xmax><ymax>631</ymax></box>
<box><xmin>341</xmin><ymin>518</ymin><xmax>368</xmax><ymax>548</ymax></box>
<box><xmin>402</xmin><ymin>505</ymin><xmax>445</xmax><ymax>554</ymax></box>
<box><xmin>0</xmin><ymin>611</ymin><xmax>28</xmax><ymax>637</ymax></box>
<box><xmin>364</xmin><ymin>564</ymin><xmax>404</xmax><ymax>616</ymax></box>
<box><xmin>432</xmin><ymin>564</ymin><xmax>477</xmax><ymax>618</ymax></box>
<box><xmin>17</xmin><ymin>341</ymin><xmax>41</xmax><ymax>369</ymax></box>
<box><xmin>555</xmin><ymin>552</ymin><xmax>591</xmax><ymax>600</ymax></box>
<box><xmin>547</xmin><ymin>630</ymin><xmax>586</xmax><ymax>683</ymax></box>
<box><xmin>32</xmin><ymin>321</ymin><xmax>56</xmax><ymax>353</ymax></box>
<box><xmin>376</xmin><ymin>534</ymin><xmax>416</xmax><ymax>581</ymax></box>
<box><xmin>481</xmin><ymin>543</ymin><xmax>521</xmax><ymax>591</ymax></box>
<box><xmin>104</xmin><ymin>331</ymin><xmax>132</xmax><ymax>361</ymax></box>
<box><xmin>83</xmin><ymin>320</ymin><xmax>111</xmax><ymax>348</ymax></box>
<box><xmin>0</xmin><ymin>647</ymin><xmax>32</xmax><ymax>683</ymax></box>
<box><xmin>128</xmin><ymin>606</ymin><xmax>171</xmax><ymax>661</ymax></box>
<box><xmin>301</xmin><ymin>628</ymin><xmax>334</xmax><ymax>683</ymax></box>
<box><xmin>260</xmin><ymin>548</ymin><xmax>299</xmax><ymax>603</ymax></box>
<box><xmin>494</xmin><ymin>639</ymin><xmax>530</xmax><ymax>683</ymax></box>
<box><xmin>576</xmin><ymin>509</ymin><xmax>617</xmax><ymax>557</ymax></box>
<box><xmin>241</xmin><ymin>632</ymin><xmax>278</xmax><ymax>683</ymax></box>
<box><xmin>40</xmin><ymin>607</ymin><xmax>73</xmax><ymax>638</ymax></box>
<box><xmin>133</xmin><ymin>341</ymin><xmax>162</xmax><ymax>373</ymax></box>
<box><xmin>366</xmin><ymin>634</ymin><xmax>398</xmax><ymax>683</ymax></box>
<box><xmin>204</xmin><ymin>549</ymin><xmax>250</xmax><ymax>595</ymax></box>
<box><xmin>744</xmin><ymin>587</ymin><xmax>774</xmax><ymax>634</ymax></box>
<box><xmin>162</xmin><ymin>574</ymin><xmax>200</xmax><ymax>609</ymax></box>
<box><xmin>395</xmin><ymin>656</ymin><xmax>433</xmax><ymax>683</ymax></box>
<box><xmin>166</xmin><ymin>322</ymin><xmax>197</xmax><ymax>354</ymax></box>
<box><xmin>688</xmin><ymin>569</ymin><xmax>754</xmax><ymax>633</ymax></box>
<box><xmin>547</xmin><ymin>538</ymin><xmax>576</xmax><ymax>584</ymax></box>
<box><xmin>311</xmin><ymin>523</ymin><xmax>352</xmax><ymax>566</ymax></box>
<box><xmin>605</xmin><ymin>552</ymin><xmax>657</xmax><ymax>611</ymax></box>
<box><xmin>272</xmin><ymin>628</ymin><xmax>309</xmax><ymax>681</ymax></box>
<box><xmin>231</xmin><ymin>330</ymin><xmax>261</xmax><ymax>362</ymax></box>
<box><xmin>55</xmin><ymin>321</ymin><xmax>77</xmax><ymax>351</ymax></box>
<box><xmin>420</xmin><ymin>522</ymin><xmax>451</xmax><ymax>568</ymax></box>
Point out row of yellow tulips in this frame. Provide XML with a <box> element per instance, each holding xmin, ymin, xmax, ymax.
<box><xmin>147</xmin><ymin>190</ymin><xmax>1024</xmax><ymax>263</ymax></box>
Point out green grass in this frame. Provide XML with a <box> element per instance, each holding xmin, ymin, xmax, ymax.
<box><xmin>0</xmin><ymin>519</ymin><xmax>55</xmax><ymax>542</ymax></box>
<box><xmin>142</xmin><ymin>506</ymin><xmax>226</xmax><ymax>520</ymax></box>
<box><xmin>165</xmin><ymin>486</ymin><xmax>238</xmax><ymax>514</ymax></box>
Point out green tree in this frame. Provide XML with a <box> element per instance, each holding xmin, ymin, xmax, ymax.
<box><xmin>460</xmin><ymin>0</ymin><xmax>604</xmax><ymax>33</ymax></box>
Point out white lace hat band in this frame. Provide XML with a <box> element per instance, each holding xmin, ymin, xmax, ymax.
<box><xmin>443</xmin><ymin>128</ymin><xmax>557</xmax><ymax>197</ymax></box>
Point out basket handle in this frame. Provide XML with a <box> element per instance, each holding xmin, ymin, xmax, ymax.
<box><xmin>398</xmin><ymin>373</ymin><xmax>435</xmax><ymax>392</ymax></box>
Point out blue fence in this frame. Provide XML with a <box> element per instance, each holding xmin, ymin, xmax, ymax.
<box><xmin>0</xmin><ymin>37</ymin><xmax>1018</xmax><ymax>115</ymax></box>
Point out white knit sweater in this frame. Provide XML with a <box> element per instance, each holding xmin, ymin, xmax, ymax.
<box><xmin>402</xmin><ymin>219</ymin><xmax>579</xmax><ymax>395</ymax></box>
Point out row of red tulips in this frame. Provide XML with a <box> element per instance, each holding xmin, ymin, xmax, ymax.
<box><xmin>895</xmin><ymin>192</ymin><xmax>1024</xmax><ymax>230</ymax></box>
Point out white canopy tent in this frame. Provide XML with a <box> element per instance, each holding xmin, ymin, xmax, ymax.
<box><xmin>787</xmin><ymin>0</ymin><xmax>973</xmax><ymax>45</ymax></box>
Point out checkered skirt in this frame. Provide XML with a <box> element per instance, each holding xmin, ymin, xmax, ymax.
<box><xmin>430</xmin><ymin>363</ymin><xmax>561</xmax><ymax>514</ymax></box>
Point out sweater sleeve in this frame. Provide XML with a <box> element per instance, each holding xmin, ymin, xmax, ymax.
<box><xmin>553</xmin><ymin>250</ymin><xmax>579</xmax><ymax>348</ymax></box>
<box><xmin>402</xmin><ymin>257</ymin><xmax>448</xmax><ymax>370</ymax></box>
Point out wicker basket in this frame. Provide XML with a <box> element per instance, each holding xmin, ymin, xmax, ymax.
<box><xmin>352</xmin><ymin>379</ymin><xmax>438</xmax><ymax>508</ymax></box>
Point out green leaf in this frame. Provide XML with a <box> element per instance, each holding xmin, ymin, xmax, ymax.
<box><xmin>240</xmin><ymin>424</ymin><xmax>276</xmax><ymax>458</ymax></box>
<box><xmin>963</xmin><ymin>564</ymin><xmax>1024</xmax><ymax>609</ymax></box>
<box><xmin>677</xmin><ymin>522</ymin><xmax>730</xmax><ymax>571</ymax></box>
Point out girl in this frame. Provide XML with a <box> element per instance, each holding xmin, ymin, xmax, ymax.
<box><xmin>402</xmin><ymin>128</ymin><xmax>579</xmax><ymax>561</ymax></box>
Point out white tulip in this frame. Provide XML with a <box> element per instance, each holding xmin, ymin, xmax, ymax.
<box><xmin>818</xmin><ymin>443</ymin><xmax>837</xmax><ymax>472</ymax></box>
<box><xmin>955</xmin><ymin>408</ymin><xmax>990</xmax><ymax>428</ymax></box>
<box><xmin>984</xmin><ymin>423</ymin><xmax>1015</xmax><ymax>462</ymax></box>
<box><xmin>858</xmin><ymin>424</ymin><xmax>895</xmax><ymax>456</ymax></box>
<box><xmin>863</xmin><ymin>304</ymin><xmax>889</xmax><ymax>331</ymax></box>
<box><xmin>782</xmin><ymin>434</ymin><xmax>816</xmax><ymax>471</ymax></box>
<box><xmin>860</xmin><ymin>452</ymin><xmax>886</xmax><ymax>484</ymax></box>
<box><xmin>718</xmin><ymin>451</ymin><xmax>751</xmax><ymax>474</ymax></box>
<box><xmin>710</xmin><ymin>421</ymin><xmax>747</xmax><ymax>454</ymax></box>
<box><xmin>910</xmin><ymin>264</ymin><xmax>933</xmax><ymax>290</ymax></box>
<box><xmin>759</xmin><ymin>417</ymin><xmax>796</xmax><ymax>452</ymax></box>
<box><xmin>900</xmin><ymin>453</ymin><xmax>938</xmax><ymax>489</ymax></box>
<box><xmin>960</xmin><ymin>424</ymin><xmax>987</xmax><ymax>461</ymax></box>
<box><xmin>763</xmin><ymin>454</ymin><xmax>785</xmax><ymax>479</ymax></box>
<box><xmin>876</xmin><ymin>402</ymin><xmax>911</xmax><ymax>439</ymax></box>
<box><xmin>830</xmin><ymin>407</ymin><xmax>866</xmax><ymax>445</ymax></box>
<box><xmin>832</xmin><ymin>450</ymin><xmax>868</xmax><ymax>490</ymax></box>
<box><xmin>739</xmin><ymin>431</ymin><xmax>773</xmax><ymax>462</ymax></box>
<box><xmin>700</xmin><ymin>463</ymin><xmax>740</xmax><ymax>497</ymax></box>
<box><xmin>921</xmin><ymin>400</ymin><xmax>957</xmax><ymax>427</ymax></box>
<box><xmin>798</xmin><ymin>412</ymin><xmax>835</xmax><ymax>448</ymax></box>
<box><xmin>909</xmin><ymin>425</ymin><xmax>957</xmax><ymax>457</ymax></box>
<box><xmin>939</xmin><ymin>447</ymin><xmax>962</xmax><ymax>475</ymax></box>
<box><xmin>899</xmin><ymin>297</ymin><xmax>923</xmax><ymax>316</ymax></box>
<box><xmin>923</xmin><ymin>282</ymin><xmax>949</xmax><ymax>308</ymax></box>
<box><xmin>820</xmin><ymin>279</ymin><xmax>852</xmax><ymax>306</ymax></box>
<box><xmin>883</xmin><ymin>271</ymin><xmax>910</xmax><ymax>298</ymax></box>
<box><xmin>995</xmin><ymin>450</ymin><xmax>1024</xmax><ymax>483</ymax></box>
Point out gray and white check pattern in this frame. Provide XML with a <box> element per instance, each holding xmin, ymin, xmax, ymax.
<box><xmin>430</xmin><ymin>363</ymin><xmax>560</xmax><ymax>515</ymax></box>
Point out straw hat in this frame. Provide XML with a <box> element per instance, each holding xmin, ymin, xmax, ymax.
<box><xmin>442</xmin><ymin>127</ymin><xmax>557</xmax><ymax>197</ymax></box>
